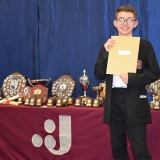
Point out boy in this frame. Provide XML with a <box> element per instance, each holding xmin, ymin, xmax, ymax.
<box><xmin>94</xmin><ymin>5</ymin><xmax>160</xmax><ymax>160</ymax></box>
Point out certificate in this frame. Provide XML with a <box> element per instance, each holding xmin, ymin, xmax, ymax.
<box><xmin>106</xmin><ymin>36</ymin><xmax>140</xmax><ymax>74</ymax></box>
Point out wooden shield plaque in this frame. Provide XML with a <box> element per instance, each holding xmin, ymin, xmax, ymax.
<box><xmin>30</xmin><ymin>84</ymin><xmax>48</xmax><ymax>103</ymax></box>
<box><xmin>52</xmin><ymin>75</ymin><xmax>75</xmax><ymax>98</ymax></box>
<box><xmin>2</xmin><ymin>72</ymin><xmax>27</xmax><ymax>98</ymax></box>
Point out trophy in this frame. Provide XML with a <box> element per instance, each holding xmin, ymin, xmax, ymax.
<box><xmin>146</xmin><ymin>79</ymin><xmax>160</xmax><ymax>110</ymax></box>
<box><xmin>92</xmin><ymin>86</ymin><xmax>104</xmax><ymax>107</ymax></box>
<box><xmin>28</xmin><ymin>78</ymin><xmax>51</xmax><ymax>103</ymax></box>
<box><xmin>2</xmin><ymin>72</ymin><xmax>27</xmax><ymax>98</ymax></box>
<box><xmin>79</xmin><ymin>70</ymin><xmax>90</xmax><ymax>98</ymax></box>
<box><xmin>92</xmin><ymin>86</ymin><xmax>103</xmax><ymax>99</ymax></box>
<box><xmin>51</xmin><ymin>75</ymin><xmax>75</xmax><ymax>98</ymax></box>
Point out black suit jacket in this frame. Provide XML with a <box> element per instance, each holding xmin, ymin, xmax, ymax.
<box><xmin>94</xmin><ymin>39</ymin><xmax>160</xmax><ymax>124</ymax></box>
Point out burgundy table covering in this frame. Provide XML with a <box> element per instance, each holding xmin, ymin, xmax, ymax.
<box><xmin>0</xmin><ymin>105</ymin><xmax>159</xmax><ymax>160</ymax></box>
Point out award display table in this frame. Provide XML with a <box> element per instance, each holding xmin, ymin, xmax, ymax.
<box><xmin>0</xmin><ymin>105</ymin><xmax>159</xmax><ymax>160</ymax></box>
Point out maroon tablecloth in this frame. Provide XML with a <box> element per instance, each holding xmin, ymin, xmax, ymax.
<box><xmin>0</xmin><ymin>105</ymin><xmax>159</xmax><ymax>160</ymax></box>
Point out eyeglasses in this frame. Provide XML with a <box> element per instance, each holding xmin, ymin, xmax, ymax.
<box><xmin>116</xmin><ymin>18</ymin><xmax>136</xmax><ymax>25</ymax></box>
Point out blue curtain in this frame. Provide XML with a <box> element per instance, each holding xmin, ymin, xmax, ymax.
<box><xmin>0</xmin><ymin>0</ymin><xmax>159</xmax><ymax>98</ymax></box>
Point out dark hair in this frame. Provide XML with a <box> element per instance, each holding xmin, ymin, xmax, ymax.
<box><xmin>115</xmin><ymin>5</ymin><xmax>137</xmax><ymax>19</ymax></box>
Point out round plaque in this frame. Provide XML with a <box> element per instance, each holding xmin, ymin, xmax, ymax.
<box><xmin>2</xmin><ymin>72</ymin><xmax>27</xmax><ymax>98</ymax></box>
<box><xmin>52</xmin><ymin>75</ymin><xmax>75</xmax><ymax>98</ymax></box>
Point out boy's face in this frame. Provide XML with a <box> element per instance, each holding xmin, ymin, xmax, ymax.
<box><xmin>114</xmin><ymin>11</ymin><xmax>138</xmax><ymax>36</ymax></box>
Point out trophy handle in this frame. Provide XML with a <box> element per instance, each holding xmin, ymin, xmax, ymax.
<box><xmin>146</xmin><ymin>85</ymin><xmax>149</xmax><ymax>93</ymax></box>
<box><xmin>44</xmin><ymin>78</ymin><xmax>51</xmax><ymax>86</ymax></box>
<box><xmin>28</xmin><ymin>78</ymin><xmax>51</xmax><ymax>86</ymax></box>
<box><xmin>28</xmin><ymin>78</ymin><xmax>34</xmax><ymax>87</ymax></box>
<box><xmin>146</xmin><ymin>83</ymin><xmax>153</xmax><ymax>93</ymax></box>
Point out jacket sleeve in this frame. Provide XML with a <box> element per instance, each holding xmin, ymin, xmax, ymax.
<box><xmin>94</xmin><ymin>46</ymin><xmax>109</xmax><ymax>80</ymax></box>
<box><xmin>128</xmin><ymin>40</ymin><xmax>160</xmax><ymax>87</ymax></box>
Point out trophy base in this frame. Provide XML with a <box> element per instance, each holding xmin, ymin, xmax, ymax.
<box><xmin>74</xmin><ymin>98</ymin><xmax>82</xmax><ymax>107</ymax></box>
<box><xmin>93</xmin><ymin>98</ymin><xmax>100</xmax><ymax>107</ymax></box>
<box><xmin>153</xmin><ymin>106</ymin><xmax>160</xmax><ymax>110</ymax></box>
<box><xmin>86</xmin><ymin>97</ymin><xmax>93</xmax><ymax>107</ymax></box>
<box><xmin>150</xmin><ymin>102</ymin><xmax>160</xmax><ymax>110</ymax></box>
<box><xmin>68</xmin><ymin>97</ymin><xmax>74</xmax><ymax>105</ymax></box>
<box><xmin>80</xmin><ymin>96</ymin><xmax>93</xmax><ymax>106</ymax></box>
<box><xmin>74</xmin><ymin>96</ymin><xmax>91</xmax><ymax>107</ymax></box>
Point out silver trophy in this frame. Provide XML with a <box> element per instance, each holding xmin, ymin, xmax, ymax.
<box><xmin>79</xmin><ymin>69</ymin><xmax>90</xmax><ymax>97</ymax></box>
<box><xmin>146</xmin><ymin>79</ymin><xmax>160</xmax><ymax>110</ymax></box>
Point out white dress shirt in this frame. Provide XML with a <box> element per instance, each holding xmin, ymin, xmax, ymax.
<box><xmin>112</xmin><ymin>74</ymin><xmax>127</xmax><ymax>88</ymax></box>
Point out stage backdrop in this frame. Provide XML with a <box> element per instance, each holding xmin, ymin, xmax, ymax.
<box><xmin>0</xmin><ymin>0</ymin><xmax>160</xmax><ymax>98</ymax></box>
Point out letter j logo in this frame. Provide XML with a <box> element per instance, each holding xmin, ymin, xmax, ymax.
<box><xmin>32</xmin><ymin>115</ymin><xmax>72</xmax><ymax>155</ymax></box>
